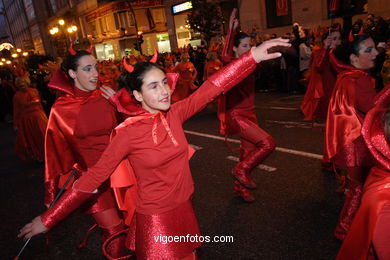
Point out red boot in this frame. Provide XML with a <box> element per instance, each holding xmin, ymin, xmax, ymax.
<box><xmin>232</xmin><ymin>137</ymin><xmax>276</xmax><ymax>189</ymax></box>
<box><xmin>234</xmin><ymin>181</ymin><xmax>255</xmax><ymax>202</ymax></box>
<box><xmin>102</xmin><ymin>222</ymin><xmax>128</xmax><ymax>259</ymax></box>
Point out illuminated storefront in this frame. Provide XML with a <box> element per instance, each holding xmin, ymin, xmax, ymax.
<box><xmin>171</xmin><ymin>1</ymin><xmax>201</xmax><ymax>48</ymax></box>
<box><xmin>83</xmin><ymin>0</ymin><xmax>169</xmax><ymax>59</ymax></box>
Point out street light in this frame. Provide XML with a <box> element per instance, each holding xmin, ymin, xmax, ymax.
<box><xmin>49</xmin><ymin>19</ymin><xmax>78</xmax><ymax>57</ymax></box>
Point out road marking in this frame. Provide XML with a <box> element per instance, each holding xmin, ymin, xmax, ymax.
<box><xmin>265</xmin><ymin>120</ymin><xmax>325</xmax><ymax>128</ymax></box>
<box><xmin>184</xmin><ymin>130</ymin><xmax>323</xmax><ymax>160</ymax></box>
<box><xmin>226</xmin><ymin>156</ymin><xmax>277</xmax><ymax>172</ymax></box>
<box><xmin>189</xmin><ymin>144</ymin><xmax>203</xmax><ymax>150</ymax></box>
<box><xmin>269</xmin><ymin>106</ymin><xmax>299</xmax><ymax>111</ymax></box>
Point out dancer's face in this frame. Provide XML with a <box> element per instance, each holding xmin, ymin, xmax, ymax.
<box><xmin>328</xmin><ymin>31</ymin><xmax>341</xmax><ymax>49</ymax></box>
<box><xmin>234</xmin><ymin>37</ymin><xmax>251</xmax><ymax>57</ymax></box>
<box><xmin>350</xmin><ymin>38</ymin><xmax>378</xmax><ymax>70</ymax></box>
<box><xmin>133</xmin><ymin>67</ymin><xmax>171</xmax><ymax>114</ymax></box>
<box><xmin>69</xmin><ymin>55</ymin><xmax>99</xmax><ymax>92</ymax></box>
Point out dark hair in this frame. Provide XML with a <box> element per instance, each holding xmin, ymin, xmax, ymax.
<box><xmin>384</xmin><ymin>108</ymin><xmax>390</xmax><ymax>144</ymax></box>
<box><xmin>61</xmin><ymin>50</ymin><xmax>93</xmax><ymax>78</ymax></box>
<box><xmin>234</xmin><ymin>32</ymin><xmax>250</xmax><ymax>47</ymax></box>
<box><xmin>322</xmin><ymin>23</ymin><xmax>342</xmax><ymax>40</ymax></box>
<box><xmin>333</xmin><ymin>34</ymin><xmax>371</xmax><ymax>65</ymax></box>
<box><xmin>118</xmin><ymin>62</ymin><xmax>163</xmax><ymax>93</ymax></box>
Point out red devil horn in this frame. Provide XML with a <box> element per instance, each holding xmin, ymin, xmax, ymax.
<box><xmin>349</xmin><ymin>30</ymin><xmax>354</xmax><ymax>42</ymax></box>
<box><xmin>336</xmin><ymin>24</ymin><xmax>341</xmax><ymax>31</ymax></box>
<box><xmin>69</xmin><ymin>43</ymin><xmax>77</xmax><ymax>55</ymax></box>
<box><xmin>86</xmin><ymin>42</ymin><xmax>93</xmax><ymax>53</ymax></box>
<box><xmin>123</xmin><ymin>58</ymin><xmax>134</xmax><ymax>73</ymax></box>
<box><xmin>150</xmin><ymin>49</ymin><xmax>158</xmax><ymax>63</ymax></box>
<box><xmin>358</xmin><ymin>26</ymin><xmax>364</xmax><ymax>35</ymax></box>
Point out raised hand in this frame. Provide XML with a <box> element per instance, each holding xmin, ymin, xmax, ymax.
<box><xmin>250</xmin><ymin>38</ymin><xmax>291</xmax><ymax>63</ymax></box>
<box><xmin>100</xmin><ymin>85</ymin><xmax>116</xmax><ymax>100</ymax></box>
<box><xmin>18</xmin><ymin>216</ymin><xmax>48</xmax><ymax>240</ymax></box>
<box><xmin>229</xmin><ymin>8</ymin><xmax>239</xmax><ymax>30</ymax></box>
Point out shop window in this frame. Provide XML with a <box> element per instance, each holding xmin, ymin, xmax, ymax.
<box><xmin>157</xmin><ymin>33</ymin><xmax>171</xmax><ymax>53</ymax></box>
<box><xmin>114</xmin><ymin>11</ymin><xmax>134</xmax><ymax>30</ymax></box>
<box><xmin>95</xmin><ymin>43</ymin><xmax>115</xmax><ymax>60</ymax></box>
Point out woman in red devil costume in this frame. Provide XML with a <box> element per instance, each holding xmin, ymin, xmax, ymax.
<box><xmin>218</xmin><ymin>9</ymin><xmax>276</xmax><ymax>202</ymax></box>
<box><xmin>325</xmin><ymin>34</ymin><xmax>379</xmax><ymax>240</ymax></box>
<box><xmin>13</xmin><ymin>76</ymin><xmax>48</xmax><ymax>161</ymax></box>
<box><xmin>171</xmin><ymin>51</ymin><xmax>198</xmax><ymax>102</ymax></box>
<box><xmin>336</xmin><ymin>83</ymin><xmax>390</xmax><ymax>260</ymax></box>
<box><xmin>203</xmin><ymin>43</ymin><xmax>222</xmax><ymax>81</ymax></box>
<box><xmin>42</xmin><ymin>45</ymin><xmax>127</xmax><ymax>258</ymax></box>
<box><xmin>18</xmin><ymin>38</ymin><xmax>290</xmax><ymax>259</ymax></box>
<box><xmin>300</xmin><ymin>24</ymin><xmax>341</xmax><ymax>121</ymax></box>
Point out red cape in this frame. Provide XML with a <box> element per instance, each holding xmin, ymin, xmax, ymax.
<box><xmin>300</xmin><ymin>48</ymin><xmax>327</xmax><ymax>120</ymax></box>
<box><xmin>337</xmin><ymin>96</ymin><xmax>390</xmax><ymax>259</ymax></box>
<box><xmin>324</xmin><ymin>68</ymin><xmax>375</xmax><ymax>162</ymax></box>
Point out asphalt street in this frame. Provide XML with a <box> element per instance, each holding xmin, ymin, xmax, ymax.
<box><xmin>1</xmin><ymin>92</ymin><xmax>343</xmax><ymax>259</ymax></box>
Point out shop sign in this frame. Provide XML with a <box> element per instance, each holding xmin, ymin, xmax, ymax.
<box><xmin>172</xmin><ymin>1</ymin><xmax>192</xmax><ymax>14</ymax></box>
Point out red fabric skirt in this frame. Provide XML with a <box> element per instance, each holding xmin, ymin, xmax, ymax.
<box><xmin>126</xmin><ymin>200</ymin><xmax>202</xmax><ymax>259</ymax></box>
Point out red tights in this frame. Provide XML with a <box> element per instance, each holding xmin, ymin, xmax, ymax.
<box><xmin>233</xmin><ymin>119</ymin><xmax>275</xmax><ymax>198</ymax></box>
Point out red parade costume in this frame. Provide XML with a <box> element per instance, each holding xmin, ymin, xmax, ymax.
<box><xmin>40</xmin><ymin>51</ymin><xmax>258</xmax><ymax>259</ymax></box>
<box><xmin>165</xmin><ymin>65</ymin><xmax>176</xmax><ymax>73</ymax></box>
<box><xmin>218</xmin><ymin>27</ymin><xmax>275</xmax><ymax>198</ymax></box>
<box><xmin>204</xmin><ymin>59</ymin><xmax>223</xmax><ymax>81</ymax></box>
<box><xmin>171</xmin><ymin>61</ymin><xmax>198</xmax><ymax>102</ymax></box>
<box><xmin>300</xmin><ymin>47</ymin><xmax>337</xmax><ymax>120</ymax></box>
<box><xmin>44</xmin><ymin>69</ymin><xmax>126</xmax><ymax>258</ymax></box>
<box><xmin>337</xmin><ymin>84</ymin><xmax>390</xmax><ymax>259</ymax></box>
<box><xmin>325</xmin><ymin>59</ymin><xmax>377</xmax><ymax>240</ymax></box>
<box><xmin>13</xmin><ymin>87</ymin><xmax>48</xmax><ymax>161</ymax></box>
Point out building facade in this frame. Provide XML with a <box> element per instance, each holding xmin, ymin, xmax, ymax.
<box><xmin>0</xmin><ymin>0</ymin><xmax>389</xmax><ymax>59</ymax></box>
<box><xmin>239</xmin><ymin>0</ymin><xmax>390</xmax><ymax>37</ymax></box>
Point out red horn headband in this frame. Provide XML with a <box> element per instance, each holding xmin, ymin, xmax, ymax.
<box><xmin>86</xmin><ymin>42</ymin><xmax>93</xmax><ymax>53</ymax></box>
<box><xmin>358</xmin><ymin>25</ymin><xmax>364</xmax><ymax>35</ymax></box>
<box><xmin>69</xmin><ymin>43</ymin><xmax>77</xmax><ymax>55</ymax></box>
<box><xmin>123</xmin><ymin>58</ymin><xmax>134</xmax><ymax>73</ymax></box>
<box><xmin>69</xmin><ymin>42</ymin><xmax>93</xmax><ymax>55</ymax></box>
<box><xmin>349</xmin><ymin>30</ymin><xmax>354</xmax><ymax>42</ymax></box>
<box><xmin>150</xmin><ymin>49</ymin><xmax>158</xmax><ymax>63</ymax></box>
